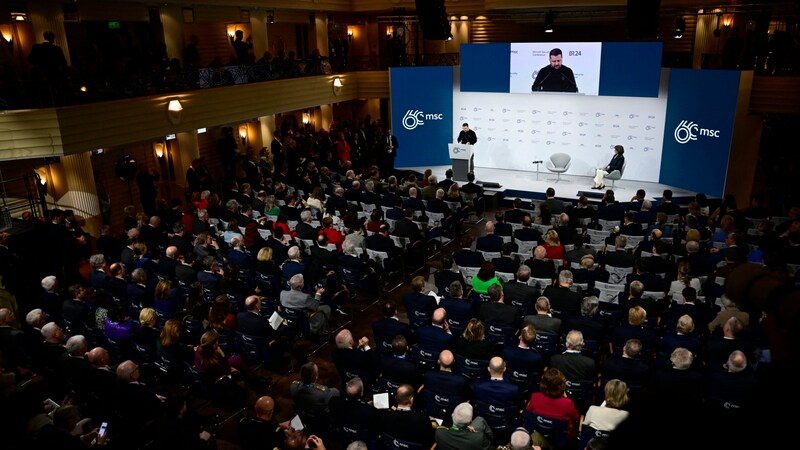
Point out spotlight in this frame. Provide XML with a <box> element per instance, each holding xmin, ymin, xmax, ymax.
<box><xmin>544</xmin><ymin>11</ymin><xmax>554</xmax><ymax>33</ymax></box>
<box><xmin>673</xmin><ymin>17</ymin><xmax>686</xmax><ymax>39</ymax></box>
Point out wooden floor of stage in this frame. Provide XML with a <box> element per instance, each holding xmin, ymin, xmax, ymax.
<box><xmin>401</xmin><ymin>165</ymin><xmax>701</xmax><ymax>203</ymax></box>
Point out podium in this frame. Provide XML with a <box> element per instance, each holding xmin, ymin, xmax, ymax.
<box><xmin>448</xmin><ymin>143</ymin><xmax>473</xmax><ymax>181</ymax></box>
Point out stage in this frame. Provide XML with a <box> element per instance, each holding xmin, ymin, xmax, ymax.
<box><xmin>400</xmin><ymin>165</ymin><xmax>702</xmax><ymax>205</ymax></box>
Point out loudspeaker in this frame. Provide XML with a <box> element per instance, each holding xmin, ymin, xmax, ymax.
<box><xmin>627</xmin><ymin>0</ymin><xmax>660</xmax><ymax>39</ymax></box>
<box><xmin>479</xmin><ymin>181</ymin><xmax>502</xmax><ymax>189</ymax></box>
<box><xmin>415</xmin><ymin>0</ymin><xmax>451</xmax><ymax>40</ymax></box>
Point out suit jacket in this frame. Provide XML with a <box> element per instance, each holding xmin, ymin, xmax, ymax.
<box><xmin>502</xmin><ymin>282</ymin><xmax>539</xmax><ymax>314</ymax></box>
<box><xmin>527</xmin><ymin>259</ymin><xmax>556</xmax><ymax>280</ymax></box>
<box><xmin>601</xmin><ymin>249</ymin><xmax>635</xmax><ymax>268</ymax></box>
<box><xmin>476</xmin><ymin>234</ymin><xmax>503</xmax><ymax>253</ymax></box>
<box><xmin>155</xmin><ymin>257</ymin><xmax>179</xmax><ymax>279</ymax></box>
<box><xmin>502</xmin><ymin>345</ymin><xmax>546</xmax><ymax>379</ymax></box>
<box><xmin>379</xmin><ymin>408</ymin><xmax>434</xmax><ymax>446</ymax></box>
<box><xmin>606</xmin><ymin>155</ymin><xmax>624</xmax><ymax>173</ymax></box>
<box><xmin>372</xmin><ymin>318</ymin><xmax>413</xmax><ymax>354</ymax></box>
<box><xmin>227</xmin><ymin>249</ymin><xmax>253</xmax><ymax>270</ymax></box>
<box><xmin>543</xmin><ymin>198</ymin><xmax>565</xmax><ymax>215</ymax></box>
<box><xmin>454</xmin><ymin>249</ymin><xmax>484</xmax><ymax>268</ymax></box>
<box><xmin>479</xmin><ymin>302</ymin><xmax>520</xmax><ymax>329</ymax></box>
<box><xmin>330</xmin><ymin>396</ymin><xmax>380</xmax><ymax>434</ymax></box>
<box><xmin>555</xmin><ymin>226</ymin><xmax>578</xmax><ymax>248</ymax></box>
<box><xmin>602</xmin><ymin>355</ymin><xmax>651</xmax><ymax>386</ymax></box>
<box><xmin>472</xmin><ymin>378</ymin><xmax>520</xmax><ymax>407</ymax></box>
<box><xmin>548</xmin><ymin>351</ymin><xmax>598</xmax><ymax>382</ymax></box>
<box><xmin>504</xmin><ymin>208</ymin><xmax>528</xmax><ymax>224</ymax></box>
<box><xmin>393</xmin><ymin>219</ymin><xmax>422</xmax><ymax>243</ymax></box>
<box><xmin>435</xmin><ymin>416</ymin><xmax>494</xmax><ymax>450</ymax></box>
<box><xmin>236</xmin><ymin>311</ymin><xmax>274</xmax><ymax>338</ymax></box>
<box><xmin>523</xmin><ymin>314</ymin><xmax>562</xmax><ymax>334</ymax></box>
<box><xmin>542</xmin><ymin>285</ymin><xmax>582</xmax><ymax>317</ymax></box>
<box><xmin>492</xmin><ymin>256</ymin><xmax>520</xmax><ymax>275</ymax></box>
<box><xmin>514</xmin><ymin>227</ymin><xmax>543</xmax><ymax>243</ymax></box>
<box><xmin>295</xmin><ymin>222</ymin><xmax>321</xmax><ymax>241</ymax></box>
<box><xmin>332</xmin><ymin>347</ymin><xmax>380</xmax><ymax>380</ymax></box>
<box><xmin>415</xmin><ymin>325</ymin><xmax>456</xmax><ymax>353</ymax></box>
<box><xmin>403</xmin><ymin>292</ymin><xmax>437</xmax><ymax>328</ymax></box>
<box><xmin>378</xmin><ymin>354</ymin><xmax>421</xmax><ymax>386</ymax></box>
<box><xmin>366</xmin><ymin>234</ymin><xmax>401</xmax><ymax>258</ymax></box>
<box><xmin>562</xmin><ymin>315</ymin><xmax>606</xmax><ymax>342</ymax></box>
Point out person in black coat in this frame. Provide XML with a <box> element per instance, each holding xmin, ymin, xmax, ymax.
<box><xmin>593</xmin><ymin>145</ymin><xmax>625</xmax><ymax>190</ymax></box>
<box><xmin>601</xmin><ymin>338</ymin><xmax>652</xmax><ymax>388</ymax></box>
<box><xmin>421</xmin><ymin>349</ymin><xmax>470</xmax><ymax>421</ymax></box>
<box><xmin>330</xmin><ymin>377</ymin><xmax>380</xmax><ymax>441</ymax></box>
<box><xmin>541</xmin><ymin>270</ymin><xmax>582</xmax><ymax>318</ymax></box>
<box><xmin>476</xmin><ymin>221</ymin><xmax>504</xmax><ymax>253</ymax></box>
<box><xmin>378</xmin><ymin>335</ymin><xmax>422</xmax><ymax>388</ymax></box>
<box><xmin>402</xmin><ymin>276</ymin><xmax>437</xmax><ymax>330</ymax></box>
<box><xmin>378</xmin><ymin>384</ymin><xmax>433</xmax><ymax>446</ymax></box>
<box><xmin>239</xmin><ymin>396</ymin><xmax>286</xmax><ymax>450</ymax></box>
<box><xmin>372</xmin><ymin>302</ymin><xmax>413</xmax><ymax>355</ymax></box>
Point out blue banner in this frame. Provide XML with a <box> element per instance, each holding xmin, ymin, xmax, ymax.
<box><xmin>659</xmin><ymin>69</ymin><xmax>741</xmax><ymax>197</ymax></box>
<box><xmin>390</xmin><ymin>66</ymin><xmax>454</xmax><ymax>168</ymax></box>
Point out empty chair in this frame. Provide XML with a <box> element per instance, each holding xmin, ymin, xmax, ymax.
<box><xmin>604</xmin><ymin>160</ymin><xmax>627</xmax><ymax>187</ymax></box>
<box><xmin>546</xmin><ymin>153</ymin><xmax>571</xmax><ymax>182</ymax></box>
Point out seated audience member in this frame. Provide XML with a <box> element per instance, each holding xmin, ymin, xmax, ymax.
<box><xmin>582</xmin><ymin>379</ymin><xmax>630</xmax><ymax>432</ymax></box>
<box><xmin>526</xmin><ymin>367</ymin><xmax>580</xmax><ymax>442</ymax></box>
<box><xmin>434</xmin><ymin>402</ymin><xmax>494</xmax><ymax>450</ymax></box>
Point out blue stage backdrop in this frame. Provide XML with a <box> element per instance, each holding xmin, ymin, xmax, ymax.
<box><xmin>390</xmin><ymin>66</ymin><xmax>454</xmax><ymax>168</ymax></box>
<box><xmin>659</xmin><ymin>69</ymin><xmax>741</xmax><ymax>197</ymax></box>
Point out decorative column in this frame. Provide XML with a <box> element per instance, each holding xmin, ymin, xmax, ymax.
<box><xmin>259</xmin><ymin>115</ymin><xmax>276</xmax><ymax>150</ymax></box>
<box><xmin>160</xmin><ymin>6</ymin><xmax>185</xmax><ymax>63</ymax></box>
<box><xmin>27</xmin><ymin>1</ymin><xmax>71</xmax><ymax>65</ymax></box>
<box><xmin>320</xmin><ymin>104</ymin><xmax>333</xmax><ymax>131</ymax></box>
<box><xmin>60</xmin><ymin>152</ymin><xmax>102</xmax><ymax>235</ymax></box>
<box><xmin>250</xmin><ymin>9</ymin><xmax>269</xmax><ymax>62</ymax></box>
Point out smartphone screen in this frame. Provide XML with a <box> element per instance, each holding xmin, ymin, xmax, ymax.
<box><xmin>98</xmin><ymin>422</ymin><xmax>108</xmax><ymax>437</ymax></box>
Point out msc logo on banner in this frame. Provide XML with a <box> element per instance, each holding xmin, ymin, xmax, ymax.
<box><xmin>402</xmin><ymin>109</ymin><xmax>444</xmax><ymax>131</ymax></box>
<box><xmin>674</xmin><ymin>120</ymin><xmax>721</xmax><ymax>144</ymax></box>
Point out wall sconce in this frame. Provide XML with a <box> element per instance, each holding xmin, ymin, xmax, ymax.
<box><xmin>167</xmin><ymin>99</ymin><xmax>183</xmax><ymax>125</ymax></box>
<box><xmin>544</xmin><ymin>11</ymin><xmax>555</xmax><ymax>33</ymax></box>
<box><xmin>332</xmin><ymin>77</ymin><xmax>343</xmax><ymax>96</ymax></box>
<box><xmin>153</xmin><ymin>142</ymin><xmax>165</xmax><ymax>159</ymax></box>
<box><xmin>10</xmin><ymin>12</ymin><xmax>27</xmax><ymax>22</ymax></box>
<box><xmin>386</xmin><ymin>25</ymin><xmax>394</xmax><ymax>37</ymax></box>
<box><xmin>302</xmin><ymin>112</ymin><xmax>311</xmax><ymax>125</ymax></box>
<box><xmin>239</xmin><ymin>125</ymin><xmax>248</xmax><ymax>147</ymax></box>
<box><xmin>673</xmin><ymin>17</ymin><xmax>686</xmax><ymax>39</ymax></box>
<box><xmin>347</xmin><ymin>27</ymin><xmax>354</xmax><ymax>42</ymax></box>
<box><xmin>267</xmin><ymin>12</ymin><xmax>275</xmax><ymax>24</ymax></box>
<box><xmin>0</xmin><ymin>24</ymin><xmax>13</xmax><ymax>43</ymax></box>
<box><xmin>723</xmin><ymin>15</ymin><xmax>732</xmax><ymax>29</ymax></box>
<box><xmin>226</xmin><ymin>24</ymin><xmax>239</xmax><ymax>38</ymax></box>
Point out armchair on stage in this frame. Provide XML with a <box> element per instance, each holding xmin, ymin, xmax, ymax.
<box><xmin>448</xmin><ymin>143</ymin><xmax>473</xmax><ymax>181</ymax></box>
<box><xmin>545</xmin><ymin>153</ymin><xmax>571</xmax><ymax>182</ymax></box>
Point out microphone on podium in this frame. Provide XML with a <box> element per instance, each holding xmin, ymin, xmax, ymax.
<box><xmin>532</xmin><ymin>160</ymin><xmax>543</xmax><ymax>164</ymax></box>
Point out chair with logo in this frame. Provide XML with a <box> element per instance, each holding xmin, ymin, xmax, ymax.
<box><xmin>523</xmin><ymin>411</ymin><xmax>570</xmax><ymax>450</ymax></box>
<box><xmin>579</xmin><ymin>424</ymin><xmax>611</xmax><ymax>450</ymax></box>
<box><xmin>380</xmin><ymin>433</ymin><xmax>428</xmax><ymax>450</ymax></box>
<box><xmin>455</xmin><ymin>353</ymin><xmax>490</xmax><ymax>382</ymax></box>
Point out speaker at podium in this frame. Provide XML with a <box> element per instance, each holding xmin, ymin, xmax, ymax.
<box><xmin>448</xmin><ymin>143</ymin><xmax>474</xmax><ymax>181</ymax></box>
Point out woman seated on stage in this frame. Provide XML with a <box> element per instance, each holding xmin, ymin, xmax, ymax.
<box><xmin>593</xmin><ymin>145</ymin><xmax>625</xmax><ymax>190</ymax></box>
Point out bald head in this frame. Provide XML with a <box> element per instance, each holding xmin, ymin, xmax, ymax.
<box><xmin>87</xmin><ymin>347</ymin><xmax>110</xmax><ymax>367</ymax></box>
<box><xmin>534</xmin><ymin>246</ymin><xmax>546</xmax><ymax>260</ymax></box>
<box><xmin>116</xmin><ymin>360</ymin><xmax>139</xmax><ymax>382</ymax></box>
<box><xmin>166</xmin><ymin>246</ymin><xmax>179</xmax><ymax>258</ymax></box>
<box><xmin>255</xmin><ymin>396</ymin><xmax>275</xmax><ymax>420</ymax></box>
<box><xmin>439</xmin><ymin>350</ymin><xmax>455</xmax><ymax>370</ymax></box>
<box><xmin>488</xmin><ymin>356</ymin><xmax>506</xmax><ymax>377</ymax></box>
<box><xmin>485</xmin><ymin>221</ymin><xmax>495</xmax><ymax>234</ymax></box>
<box><xmin>432</xmin><ymin>307</ymin><xmax>447</xmax><ymax>326</ymax></box>
<box><xmin>336</xmin><ymin>329</ymin><xmax>354</xmax><ymax>349</ymax></box>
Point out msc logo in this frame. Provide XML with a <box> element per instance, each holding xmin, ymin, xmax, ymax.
<box><xmin>674</xmin><ymin>120</ymin><xmax>720</xmax><ymax>144</ymax></box>
<box><xmin>402</xmin><ymin>110</ymin><xmax>444</xmax><ymax>131</ymax></box>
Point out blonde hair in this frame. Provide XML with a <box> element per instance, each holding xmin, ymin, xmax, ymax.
<box><xmin>154</xmin><ymin>279</ymin><xmax>173</xmax><ymax>300</ymax></box>
<box><xmin>463</xmin><ymin>319</ymin><xmax>485</xmax><ymax>342</ymax></box>
<box><xmin>604</xmin><ymin>379</ymin><xmax>630</xmax><ymax>408</ymax></box>
<box><xmin>159</xmin><ymin>319</ymin><xmax>181</xmax><ymax>347</ymax></box>
<box><xmin>139</xmin><ymin>308</ymin><xmax>157</xmax><ymax>328</ymax></box>
<box><xmin>545</xmin><ymin>230</ymin><xmax>560</xmax><ymax>246</ymax></box>
<box><xmin>257</xmin><ymin>246</ymin><xmax>273</xmax><ymax>262</ymax></box>
<box><xmin>628</xmin><ymin>305</ymin><xmax>647</xmax><ymax>326</ymax></box>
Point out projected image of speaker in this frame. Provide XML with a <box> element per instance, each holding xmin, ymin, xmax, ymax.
<box><xmin>415</xmin><ymin>0</ymin><xmax>451</xmax><ymax>40</ymax></box>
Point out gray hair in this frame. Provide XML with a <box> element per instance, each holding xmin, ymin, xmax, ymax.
<box><xmin>565</xmin><ymin>329</ymin><xmax>584</xmax><ymax>351</ymax></box>
<box><xmin>226</xmin><ymin>199</ymin><xmax>240</xmax><ymax>210</ymax></box>
<box><xmin>346</xmin><ymin>442</ymin><xmax>369</xmax><ymax>450</ymax></box>
<box><xmin>89</xmin><ymin>254</ymin><xmax>106</xmax><ymax>270</ymax></box>
<box><xmin>670</xmin><ymin>347</ymin><xmax>693</xmax><ymax>370</ymax></box>
<box><xmin>287</xmin><ymin>246</ymin><xmax>301</xmax><ymax>259</ymax></box>
<box><xmin>342</xmin><ymin>239</ymin><xmax>357</xmax><ymax>256</ymax></box>
<box><xmin>558</xmin><ymin>269</ymin><xmax>573</xmax><ymax>284</ymax></box>
<box><xmin>451</xmin><ymin>402</ymin><xmax>473</xmax><ymax>428</ymax></box>
<box><xmin>26</xmin><ymin>308</ymin><xmax>45</xmax><ymax>327</ymax></box>
<box><xmin>65</xmin><ymin>335</ymin><xmax>88</xmax><ymax>356</ymax></box>
<box><xmin>41</xmin><ymin>322</ymin><xmax>61</xmax><ymax>340</ymax></box>
<box><xmin>676</xmin><ymin>314</ymin><xmax>695</xmax><ymax>334</ymax></box>
<box><xmin>581</xmin><ymin>296</ymin><xmax>599</xmax><ymax>316</ymax></box>
<box><xmin>41</xmin><ymin>275</ymin><xmax>57</xmax><ymax>291</ymax></box>
<box><xmin>289</xmin><ymin>273</ymin><xmax>305</xmax><ymax>290</ymax></box>
<box><xmin>510</xmin><ymin>428</ymin><xmax>532</xmax><ymax>450</ymax></box>
<box><xmin>197</xmin><ymin>209</ymin><xmax>208</xmax><ymax>220</ymax></box>
<box><xmin>131</xmin><ymin>268</ymin><xmax>146</xmax><ymax>284</ymax></box>
<box><xmin>300</xmin><ymin>210</ymin><xmax>312</xmax><ymax>222</ymax></box>
<box><xmin>517</xmin><ymin>264</ymin><xmax>531</xmax><ymax>282</ymax></box>
<box><xmin>615</xmin><ymin>235</ymin><xmax>627</xmax><ymax>248</ymax></box>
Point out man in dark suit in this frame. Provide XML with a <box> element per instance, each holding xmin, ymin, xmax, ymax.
<box><xmin>655</xmin><ymin>189</ymin><xmax>682</xmax><ymax>215</ymax></box>
<box><xmin>525</xmin><ymin>246</ymin><xmax>557</xmax><ymax>281</ymax></box>
<box><xmin>600</xmin><ymin>235</ymin><xmax>635</xmax><ymax>268</ymax></box>
<box><xmin>453</xmin><ymin>236</ymin><xmax>484</xmax><ymax>269</ymax></box>
<box><xmin>127</xmin><ymin>268</ymin><xmax>150</xmax><ymax>307</ymax></box>
<box><xmin>372</xmin><ymin>302</ymin><xmax>413</xmax><ymax>355</ymax></box>
<box><xmin>492</xmin><ymin>242</ymin><xmax>520</xmax><ymax>275</ymax></box>
<box><xmin>378</xmin><ymin>384</ymin><xmax>434</xmax><ymax>446</ymax></box>
<box><xmin>548</xmin><ymin>330</ymin><xmax>597</xmax><ymax>382</ymax></box>
<box><xmin>155</xmin><ymin>246</ymin><xmax>180</xmax><ymax>279</ymax></box>
<box><xmin>404</xmin><ymin>187</ymin><xmax>427</xmax><ymax>212</ymax></box>
<box><xmin>236</xmin><ymin>295</ymin><xmax>278</xmax><ymax>339</ymax></box>
<box><xmin>366</xmin><ymin>223</ymin><xmax>402</xmax><ymax>272</ymax></box>
<box><xmin>438</xmin><ymin>281</ymin><xmax>473</xmax><ymax>336</ymax></box>
<box><xmin>504</xmin><ymin>198</ymin><xmax>529</xmax><ymax>224</ymax></box>
<box><xmin>239</xmin><ymin>396</ymin><xmax>287</xmax><ymax>450</ymax></box>
<box><xmin>403</xmin><ymin>276</ymin><xmax>437</xmax><ymax>330</ymax></box>
<box><xmin>566</xmin><ymin>195</ymin><xmax>596</xmax><ymax>226</ymax></box>
<box><xmin>562</xmin><ymin>296</ymin><xmax>605</xmax><ymax>343</ymax></box>
<box><xmin>542</xmin><ymin>270</ymin><xmax>582</xmax><ymax>318</ymax></box>
<box><xmin>471</xmin><ymin>357</ymin><xmax>521</xmax><ymax>430</ymax></box>
<box><xmin>227</xmin><ymin>237</ymin><xmax>253</xmax><ymax>271</ymax></box>
<box><xmin>379</xmin><ymin>335</ymin><xmax>422</xmax><ymax>388</ymax></box>
<box><xmin>476</xmin><ymin>221</ymin><xmax>504</xmax><ymax>253</ymax></box>
<box><xmin>422</xmin><ymin>350</ymin><xmax>470</xmax><ymax>420</ymax></box>
<box><xmin>393</xmin><ymin>208</ymin><xmax>423</xmax><ymax>245</ymax></box>
<box><xmin>502</xmin><ymin>265</ymin><xmax>540</xmax><ymax>316</ymax></box>
<box><xmin>522</xmin><ymin>297</ymin><xmax>562</xmax><ymax>334</ymax></box>
<box><xmin>479</xmin><ymin>284</ymin><xmax>520</xmax><ymax>329</ymax></box>
<box><xmin>329</xmin><ymin>377</ymin><xmax>380</xmax><ymax>443</ymax></box>
<box><xmin>295</xmin><ymin>210</ymin><xmax>320</xmax><ymax>241</ymax></box>
<box><xmin>437</xmin><ymin>169</ymin><xmax>456</xmax><ymax>192</ymax></box>
<box><xmin>601</xmin><ymin>338</ymin><xmax>652</xmax><ymax>387</ymax></box>
<box><xmin>493</xmin><ymin>211</ymin><xmax>513</xmax><ymax>237</ymax></box>
<box><xmin>514</xmin><ymin>215</ymin><xmax>543</xmax><ymax>244</ymax></box>
<box><xmin>89</xmin><ymin>254</ymin><xmax>110</xmax><ymax>291</ymax></box>
<box><xmin>502</xmin><ymin>325</ymin><xmax>546</xmax><ymax>394</ymax></box>
<box><xmin>62</xmin><ymin>284</ymin><xmax>93</xmax><ymax>328</ymax></box>
<box><xmin>554</xmin><ymin>213</ymin><xmax>578</xmax><ymax>249</ymax></box>
<box><xmin>332</xmin><ymin>329</ymin><xmax>379</xmax><ymax>387</ymax></box>
<box><xmin>543</xmin><ymin>187</ymin><xmax>565</xmax><ymax>215</ymax></box>
<box><xmin>267</xmin><ymin>227</ymin><xmax>293</xmax><ymax>264</ymax></box>
<box><xmin>309</xmin><ymin>233</ymin><xmax>338</xmax><ymax>281</ymax></box>
<box><xmin>415</xmin><ymin>308</ymin><xmax>456</xmax><ymax>354</ymax></box>
<box><xmin>619</xmin><ymin>211</ymin><xmax>644</xmax><ymax>237</ymax></box>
